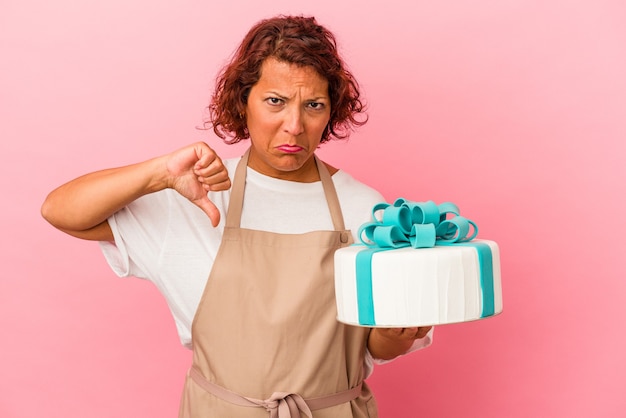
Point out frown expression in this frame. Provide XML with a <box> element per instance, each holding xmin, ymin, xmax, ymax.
<box><xmin>245</xmin><ymin>57</ymin><xmax>331</xmax><ymax>182</ymax></box>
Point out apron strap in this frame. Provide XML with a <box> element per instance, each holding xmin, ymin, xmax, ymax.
<box><xmin>224</xmin><ymin>149</ymin><xmax>249</xmax><ymax>229</ymax></box>
<box><xmin>314</xmin><ymin>154</ymin><xmax>347</xmax><ymax>232</ymax></box>
<box><xmin>189</xmin><ymin>367</ymin><xmax>362</xmax><ymax>418</ymax></box>
<box><xmin>225</xmin><ymin>148</ymin><xmax>347</xmax><ymax>232</ymax></box>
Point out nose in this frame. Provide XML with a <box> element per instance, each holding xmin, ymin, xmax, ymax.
<box><xmin>282</xmin><ymin>106</ymin><xmax>304</xmax><ymax>136</ymax></box>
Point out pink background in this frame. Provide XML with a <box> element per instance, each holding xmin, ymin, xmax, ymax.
<box><xmin>2</xmin><ymin>0</ymin><xmax>625</xmax><ymax>417</ymax></box>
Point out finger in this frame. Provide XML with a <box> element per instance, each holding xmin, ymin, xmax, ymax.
<box><xmin>382</xmin><ymin>328</ymin><xmax>407</xmax><ymax>338</ymax></box>
<box><xmin>193</xmin><ymin>144</ymin><xmax>224</xmax><ymax>172</ymax></box>
<box><xmin>194</xmin><ymin>161</ymin><xmax>231</xmax><ymax>191</ymax></box>
<box><xmin>193</xmin><ymin>142</ymin><xmax>219</xmax><ymax>166</ymax></box>
<box><xmin>414</xmin><ymin>326</ymin><xmax>432</xmax><ymax>339</ymax></box>
<box><xmin>194</xmin><ymin>159</ymin><xmax>226</xmax><ymax>177</ymax></box>
<box><xmin>192</xmin><ymin>195</ymin><xmax>221</xmax><ymax>227</ymax></box>
<box><xmin>403</xmin><ymin>327</ymin><xmax>419</xmax><ymax>337</ymax></box>
<box><xmin>201</xmin><ymin>178</ymin><xmax>231</xmax><ymax>192</ymax></box>
<box><xmin>196</xmin><ymin>170</ymin><xmax>231</xmax><ymax>189</ymax></box>
<box><xmin>393</xmin><ymin>327</ymin><xmax>429</xmax><ymax>340</ymax></box>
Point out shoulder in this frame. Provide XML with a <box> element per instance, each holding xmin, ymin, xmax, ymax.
<box><xmin>332</xmin><ymin>170</ymin><xmax>385</xmax><ymax>235</ymax></box>
<box><xmin>333</xmin><ymin>170</ymin><xmax>385</xmax><ymax>205</ymax></box>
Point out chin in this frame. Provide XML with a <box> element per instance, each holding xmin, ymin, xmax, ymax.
<box><xmin>275</xmin><ymin>162</ymin><xmax>305</xmax><ymax>173</ymax></box>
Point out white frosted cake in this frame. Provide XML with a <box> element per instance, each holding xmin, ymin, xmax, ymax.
<box><xmin>334</xmin><ymin>199</ymin><xmax>502</xmax><ymax>327</ymax></box>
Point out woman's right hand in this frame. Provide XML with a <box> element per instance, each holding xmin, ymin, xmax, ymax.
<box><xmin>164</xmin><ymin>142</ymin><xmax>231</xmax><ymax>226</ymax></box>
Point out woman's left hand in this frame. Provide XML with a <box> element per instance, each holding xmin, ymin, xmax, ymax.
<box><xmin>378</xmin><ymin>327</ymin><xmax>432</xmax><ymax>340</ymax></box>
<box><xmin>367</xmin><ymin>326</ymin><xmax>433</xmax><ymax>360</ymax></box>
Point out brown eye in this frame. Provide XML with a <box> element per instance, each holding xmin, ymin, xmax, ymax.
<box><xmin>266</xmin><ymin>97</ymin><xmax>284</xmax><ymax>106</ymax></box>
<box><xmin>307</xmin><ymin>102</ymin><xmax>325</xmax><ymax>110</ymax></box>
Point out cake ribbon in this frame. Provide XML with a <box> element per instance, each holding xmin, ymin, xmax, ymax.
<box><xmin>353</xmin><ymin>199</ymin><xmax>495</xmax><ymax>326</ymax></box>
<box><xmin>357</xmin><ymin>199</ymin><xmax>478</xmax><ymax>249</ymax></box>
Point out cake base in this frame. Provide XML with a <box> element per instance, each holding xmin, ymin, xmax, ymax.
<box><xmin>334</xmin><ymin>239</ymin><xmax>502</xmax><ymax>327</ymax></box>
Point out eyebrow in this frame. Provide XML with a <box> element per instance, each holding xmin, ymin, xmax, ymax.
<box><xmin>266</xmin><ymin>91</ymin><xmax>329</xmax><ymax>101</ymax></box>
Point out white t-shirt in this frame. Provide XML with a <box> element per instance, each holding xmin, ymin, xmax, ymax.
<box><xmin>100</xmin><ymin>156</ymin><xmax>432</xmax><ymax>376</ymax></box>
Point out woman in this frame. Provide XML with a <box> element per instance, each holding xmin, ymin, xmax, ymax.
<box><xmin>42</xmin><ymin>15</ymin><xmax>433</xmax><ymax>417</ymax></box>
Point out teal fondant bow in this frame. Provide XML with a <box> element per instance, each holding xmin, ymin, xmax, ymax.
<box><xmin>357</xmin><ymin>198</ymin><xmax>478</xmax><ymax>249</ymax></box>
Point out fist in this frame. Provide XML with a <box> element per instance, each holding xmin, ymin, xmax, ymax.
<box><xmin>165</xmin><ymin>142</ymin><xmax>231</xmax><ymax>226</ymax></box>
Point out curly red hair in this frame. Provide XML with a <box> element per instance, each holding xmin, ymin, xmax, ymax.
<box><xmin>208</xmin><ymin>15</ymin><xmax>367</xmax><ymax>144</ymax></box>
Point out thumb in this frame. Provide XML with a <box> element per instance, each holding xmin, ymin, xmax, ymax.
<box><xmin>192</xmin><ymin>195</ymin><xmax>221</xmax><ymax>227</ymax></box>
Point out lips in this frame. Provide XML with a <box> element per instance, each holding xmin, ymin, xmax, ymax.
<box><xmin>276</xmin><ymin>145</ymin><xmax>303</xmax><ymax>153</ymax></box>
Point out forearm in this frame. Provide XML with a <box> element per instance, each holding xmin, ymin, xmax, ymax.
<box><xmin>41</xmin><ymin>156</ymin><xmax>168</xmax><ymax>234</ymax></box>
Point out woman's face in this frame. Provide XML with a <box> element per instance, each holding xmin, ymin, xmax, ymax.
<box><xmin>245</xmin><ymin>57</ymin><xmax>331</xmax><ymax>182</ymax></box>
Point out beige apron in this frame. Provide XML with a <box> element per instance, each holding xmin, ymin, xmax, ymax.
<box><xmin>179</xmin><ymin>150</ymin><xmax>378</xmax><ymax>417</ymax></box>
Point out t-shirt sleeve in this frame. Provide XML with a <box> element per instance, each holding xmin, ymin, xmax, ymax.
<box><xmin>99</xmin><ymin>216</ymin><xmax>133</xmax><ymax>277</ymax></box>
<box><xmin>98</xmin><ymin>190</ymin><xmax>173</xmax><ymax>280</ymax></box>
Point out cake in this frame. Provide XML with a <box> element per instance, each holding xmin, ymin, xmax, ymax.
<box><xmin>334</xmin><ymin>199</ymin><xmax>502</xmax><ymax>327</ymax></box>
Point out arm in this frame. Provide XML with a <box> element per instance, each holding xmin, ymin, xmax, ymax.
<box><xmin>41</xmin><ymin>142</ymin><xmax>231</xmax><ymax>241</ymax></box>
<box><xmin>367</xmin><ymin>326</ymin><xmax>433</xmax><ymax>361</ymax></box>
